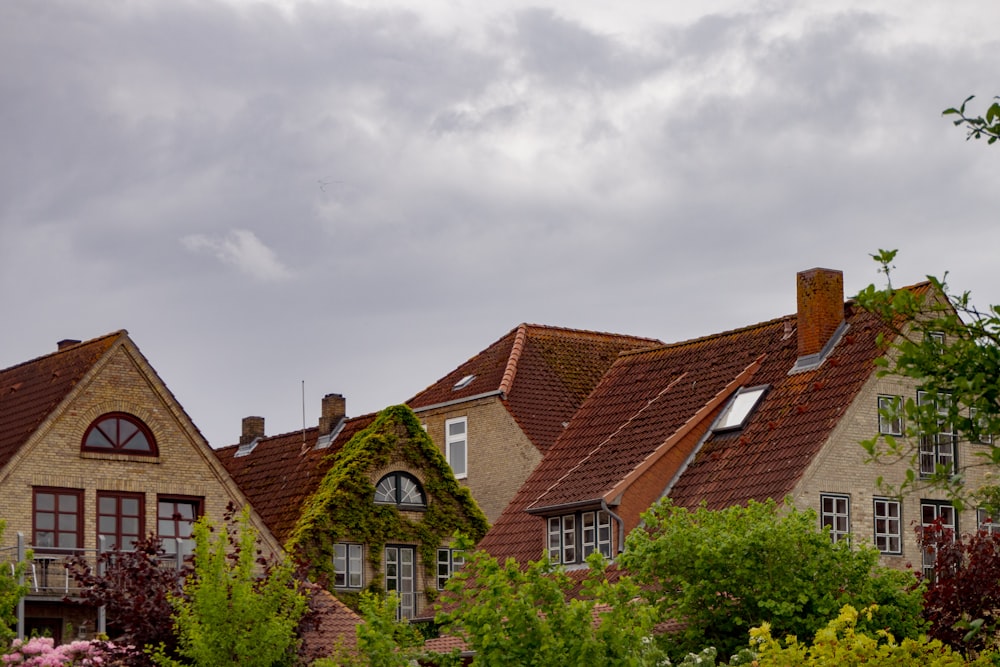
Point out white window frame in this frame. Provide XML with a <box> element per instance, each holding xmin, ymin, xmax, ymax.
<box><xmin>334</xmin><ymin>542</ymin><xmax>363</xmax><ymax>589</ymax></box>
<box><xmin>918</xmin><ymin>391</ymin><xmax>956</xmax><ymax>477</ymax></box>
<box><xmin>436</xmin><ymin>548</ymin><xmax>465</xmax><ymax>589</ymax></box>
<box><xmin>920</xmin><ymin>500</ymin><xmax>956</xmax><ymax>580</ymax></box>
<box><xmin>445</xmin><ymin>417</ymin><xmax>468</xmax><ymax>479</ymax></box>
<box><xmin>547</xmin><ymin>511</ymin><xmax>613</xmax><ymax>564</ymax></box>
<box><xmin>820</xmin><ymin>494</ymin><xmax>850</xmax><ymax>543</ymax></box>
<box><xmin>970</xmin><ymin>408</ymin><xmax>994</xmax><ymax>445</ymax></box>
<box><xmin>873</xmin><ymin>498</ymin><xmax>901</xmax><ymax>554</ymax></box>
<box><xmin>978</xmin><ymin>508</ymin><xmax>1000</xmax><ymax>535</ymax></box>
<box><xmin>877</xmin><ymin>395</ymin><xmax>903</xmax><ymax>436</ymax></box>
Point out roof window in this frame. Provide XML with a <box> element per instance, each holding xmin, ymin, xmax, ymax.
<box><xmin>234</xmin><ymin>438</ymin><xmax>260</xmax><ymax>457</ymax></box>
<box><xmin>714</xmin><ymin>385</ymin><xmax>769</xmax><ymax>432</ymax></box>
<box><xmin>452</xmin><ymin>374</ymin><xmax>476</xmax><ymax>391</ymax></box>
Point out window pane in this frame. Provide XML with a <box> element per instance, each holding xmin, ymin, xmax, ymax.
<box><xmin>99</xmin><ymin>497</ymin><xmax>117</xmax><ymax>514</ymax></box>
<box><xmin>448</xmin><ymin>421</ymin><xmax>466</xmax><ymax>437</ymax></box>
<box><xmin>59</xmin><ymin>495</ymin><xmax>77</xmax><ymax>512</ymax></box>
<box><xmin>58</xmin><ymin>533</ymin><xmax>77</xmax><ymax>549</ymax></box>
<box><xmin>99</xmin><ymin>517</ymin><xmax>117</xmax><ymax>533</ymax></box>
<box><xmin>36</xmin><ymin>493</ymin><xmax>54</xmax><ymax>512</ymax></box>
<box><xmin>60</xmin><ymin>514</ymin><xmax>78</xmax><ymax>531</ymax></box>
<box><xmin>36</xmin><ymin>513</ymin><xmax>54</xmax><ymax>531</ymax></box>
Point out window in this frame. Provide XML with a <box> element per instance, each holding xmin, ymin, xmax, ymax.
<box><xmin>877</xmin><ymin>395</ymin><xmax>903</xmax><ymax>436</ymax></box>
<box><xmin>452</xmin><ymin>374</ymin><xmax>475</xmax><ymax>391</ymax></box>
<box><xmin>920</xmin><ymin>500</ymin><xmax>956</xmax><ymax>579</ymax></box>
<box><xmin>436</xmin><ymin>548</ymin><xmax>465</xmax><ymax>589</ymax></box>
<box><xmin>820</xmin><ymin>494</ymin><xmax>850</xmax><ymax>543</ymax></box>
<box><xmin>978</xmin><ymin>509</ymin><xmax>1000</xmax><ymax>535</ymax></box>
<box><xmin>384</xmin><ymin>546</ymin><xmax>416</xmax><ymax>619</ymax></box>
<box><xmin>714</xmin><ymin>385</ymin><xmax>768</xmax><ymax>431</ymax></box>
<box><xmin>82</xmin><ymin>412</ymin><xmax>157</xmax><ymax>456</ymax></box>
<box><xmin>873</xmin><ymin>498</ymin><xmax>901</xmax><ymax>554</ymax></box>
<box><xmin>970</xmin><ymin>408</ymin><xmax>993</xmax><ymax>445</ymax></box>
<box><xmin>97</xmin><ymin>492</ymin><xmax>144</xmax><ymax>551</ymax></box>
<box><xmin>334</xmin><ymin>543</ymin><xmax>364</xmax><ymax>588</ymax></box>
<box><xmin>374</xmin><ymin>472</ymin><xmax>426</xmax><ymax>508</ymax></box>
<box><xmin>445</xmin><ymin>417</ymin><xmax>467</xmax><ymax>479</ymax></box>
<box><xmin>158</xmin><ymin>497</ymin><xmax>201</xmax><ymax>557</ymax></box>
<box><xmin>918</xmin><ymin>391</ymin><xmax>956</xmax><ymax>477</ymax></box>
<box><xmin>547</xmin><ymin>510</ymin><xmax>613</xmax><ymax>564</ymax></box>
<box><xmin>33</xmin><ymin>488</ymin><xmax>83</xmax><ymax>551</ymax></box>
<box><xmin>928</xmin><ymin>331</ymin><xmax>945</xmax><ymax>348</ymax></box>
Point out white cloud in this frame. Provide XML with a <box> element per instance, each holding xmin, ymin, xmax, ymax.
<box><xmin>182</xmin><ymin>229</ymin><xmax>292</xmax><ymax>282</ymax></box>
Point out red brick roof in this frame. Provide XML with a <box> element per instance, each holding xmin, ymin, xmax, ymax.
<box><xmin>479</xmin><ymin>287</ymin><xmax>930</xmax><ymax>565</ymax></box>
<box><xmin>407</xmin><ymin>324</ymin><xmax>661</xmax><ymax>453</ymax></box>
<box><xmin>215</xmin><ymin>414</ymin><xmax>376</xmax><ymax>544</ymax></box>
<box><xmin>0</xmin><ymin>332</ymin><xmax>124</xmax><ymax>471</ymax></box>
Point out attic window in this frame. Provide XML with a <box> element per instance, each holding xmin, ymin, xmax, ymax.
<box><xmin>234</xmin><ymin>438</ymin><xmax>260</xmax><ymax>457</ymax></box>
<box><xmin>452</xmin><ymin>374</ymin><xmax>475</xmax><ymax>391</ymax></box>
<box><xmin>714</xmin><ymin>385</ymin><xmax>769</xmax><ymax>432</ymax></box>
<box><xmin>82</xmin><ymin>412</ymin><xmax>158</xmax><ymax>456</ymax></box>
<box><xmin>374</xmin><ymin>472</ymin><xmax>426</xmax><ymax>509</ymax></box>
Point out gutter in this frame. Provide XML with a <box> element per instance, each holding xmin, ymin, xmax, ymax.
<box><xmin>409</xmin><ymin>390</ymin><xmax>505</xmax><ymax>414</ymax></box>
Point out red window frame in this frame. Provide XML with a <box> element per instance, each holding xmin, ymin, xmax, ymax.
<box><xmin>97</xmin><ymin>491</ymin><xmax>145</xmax><ymax>551</ymax></box>
<box><xmin>82</xmin><ymin>412</ymin><xmax>158</xmax><ymax>456</ymax></box>
<box><xmin>33</xmin><ymin>487</ymin><xmax>83</xmax><ymax>552</ymax></box>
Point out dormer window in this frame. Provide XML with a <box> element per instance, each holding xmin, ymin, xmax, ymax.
<box><xmin>714</xmin><ymin>385</ymin><xmax>769</xmax><ymax>432</ymax></box>
<box><xmin>82</xmin><ymin>412</ymin><xmax>157</xmax><ymax>456</ymax></box>
<box><xmin>374</xmin><ymin>472</ymin><xmax>426</xmax><ymax>509</ymax></box>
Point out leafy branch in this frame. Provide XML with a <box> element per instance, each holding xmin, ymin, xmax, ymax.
<box><xmin>943</xmin><ymin>95</ymin><xmax>1000</xmax><ymax>145</ymax></box>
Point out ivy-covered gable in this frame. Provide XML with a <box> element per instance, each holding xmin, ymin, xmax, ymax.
<box><xmin>286</xmin><ymin>405</ymin><xmax>489</xmax><ymax>605</ymax></box>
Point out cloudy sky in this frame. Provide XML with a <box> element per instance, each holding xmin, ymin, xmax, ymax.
<box><xmin>2</xmin><ymin>0</ymin><xmax>997</xmax><ymax>448</ymax></box>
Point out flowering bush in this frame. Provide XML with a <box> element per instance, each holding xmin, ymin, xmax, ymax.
<box><xmin>1</xmin><ymin>637</ymin><xmax>133</xmax><ymax>666</ymax></box>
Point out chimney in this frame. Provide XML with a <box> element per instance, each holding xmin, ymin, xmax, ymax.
<box><xmin>240</xmin><ymin>416</ymin><xmax>265</xmax><ymax>445</ymax></box>
<box><xmin>318</xmin><ymin>393</ymin><xmax>346</xmax><ymax>434</ymax></box>
<box><xmin>796</xmin><ymin>268</ymin><xmax>845</xmax><ymax>360</ymax></box>
<box><xmin>57</xmin><ymin>339</ymin><xmax>81</xmax><ymax>351</ymax></box>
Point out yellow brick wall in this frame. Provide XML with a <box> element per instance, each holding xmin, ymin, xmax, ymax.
<box><xmin>791</xmin><ymin>368</ymin><xmax>992</xmax><ymax>569</ymax></box>
<box><xmin>415</xmin><ymin>397</ymin><xmax>542</xmax><ymax>523</ymax></box>
<box><xmin>0</xmin><ymin>342</ymin><xmax>273</xmax><ymax>555</ymax></box>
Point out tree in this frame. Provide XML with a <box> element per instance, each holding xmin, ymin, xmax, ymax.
<box><xmin>944</xmin><ymin>96</ymin><xmax>1000</xmax><ymax>145</ymax></box>
<box><xmin>152</xmin><ymin>507</ymin><xmax>309</xmax><ymax>667</ymax></box>
<box><xmin>856</xmin><ymin>249</ymin><xmax>1000</xmax><ymax>509</ymax></box>
<box><xmin>65</xmin><ymin>535</ymin><xmax>187</xmax><ymax>665</ymax></box>
<box><xmin>0</xmin><ymin>520</ymin><xmax>30</xmax><ymax>650</ymax></box>
<box><xmin>619</xmin><ymin>498</ymin><xmax>924</xmax><ymax>661</ymax></box>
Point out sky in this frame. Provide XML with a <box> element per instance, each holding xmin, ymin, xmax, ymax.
<box><xmin>1</xmin><ymin>0</ymin><xmax>998</xmax><ymax>448</ymax></box>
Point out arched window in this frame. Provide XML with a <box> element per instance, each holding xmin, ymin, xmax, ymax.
<box><xmin>374</xmin><ymin>472</ymin><xmax>425</xmax><ymax>509</ymax></box>
<box><xmin>82</xmin><ymin>412</ymin><xmax>157</xmax><ymax>456</ymax></box>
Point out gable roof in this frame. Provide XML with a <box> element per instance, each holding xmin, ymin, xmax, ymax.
<box><xmin>0</xmin><ymin>332</ymin><xmax>124</xmax><ymax>471</ymax></box>
<box><xmin>479</xmin><ymin>284</ymin><xmax>932</xmax><ymax>565</ymax></box>
<box><xmin>215</xmin><ymin>414</ymin><xmax>377</xmax><ymax>544</ymax></box>
<box><xmin>407</xmin><ymin>324</ymin><xmax>662</xmax><ymax>453</ymax></box>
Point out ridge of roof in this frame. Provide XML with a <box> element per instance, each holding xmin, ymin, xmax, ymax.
<box><xmin>0</xmin><ymin>330</ymin><xmax>126</xmax><ymax>376</ymax></box>
<box><xmin>499</xmin><ymin>324</ymin><xmax>528</xmax><ymax>396</ymax></box>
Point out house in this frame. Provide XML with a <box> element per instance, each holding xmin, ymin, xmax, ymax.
<box><xmin>478</xmin><ymin>268</ymin><xmax>989</xmax><ymax>575</ymax></box>
<box><xmin>406</xmin><ymin>324</ymin><xmax>662</xmax><ymax>522</ymax></box>
<box><xmin>0</xmin><ymin>331</ymin><xmax>276</xmax><ymax>643</ymax></box>
<box><xmin>216</xmin><ymin>401</ymin><xmax>489</xmax><ymax>621</ymax></box>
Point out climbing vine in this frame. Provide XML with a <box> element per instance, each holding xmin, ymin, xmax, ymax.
<box><xmin>286</xmin><ymin>405</ymin><xmax>489</xmax><ymax>611</ymax></box>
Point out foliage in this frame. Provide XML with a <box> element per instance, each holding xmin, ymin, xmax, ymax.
<box><xmin>65</xmin><ymin>535</ymin><xmax>187</xmax><ymax>664</ymax></box>
<box><xmin>920</xmin><ymin>520</ymin><xmax>1000</xmax><ymax>656</ymax></box>
<box><xmin>620</xmin><ymin>498</ymin><xmax>925</xmax><ymax>661</ymax></box>
<box><xmin>856</xmin><ymin>249</ymin><xmax>1000</xmax><ymax>509</ymax></box>
<box><xmin>0</xmin><ymin>521</ymin><xmax>30</xmax><ymax>650</ymax></box>
<box><xmin>944</xmin><ymin>96</ymin><xmax>1000</xmax><ymax>145</ymax></box>
<box><xmin>315</xmin><ymin>592</ymin><xmax>425</xmax><ymax>667</ymax></box>
<box><xmin>432</xmin><ymin>541</ymin><xmax>668</xmax><ymax>666</ymax></box>
<box><xmin>1</xmin><ymin>636</ymin><xmax>134</xmax><ymax>666</ymax></box>
<box><xmin>151</xmin><ymin>507</ymin><xmax>309</xmax><ymax>667</ymax></box>
<box><xmin>286</xmin><ymin>405</ymin><xmax>489</xmax><ymax>611</ymax></box>
<box><xmin>750</xmin><ymin>604</ymin><xmax>995</xmax><ymax>666</ymax></box>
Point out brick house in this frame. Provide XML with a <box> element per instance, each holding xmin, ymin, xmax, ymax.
<box><xmin>0</xmin><ymin>331</ymin><xmax>276</xmax><ymax>643</ymax></box>
<box><xmin>406</xmin><ymin>324</ymin><xmax>661</xmax><ymax>522</ymax></box>
<box><xmin>216</xmin><ymin>401</ymin><xmax>489</xmax><ymax>621</ymax></box>
<box><xmin>478</xmin><ymin>269</ymin><xmax>989</xmax><ymax>575</ymax></box>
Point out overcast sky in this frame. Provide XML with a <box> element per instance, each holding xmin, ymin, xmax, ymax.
<box><xmin>2</xmin><ymin>0</ymin><xmax>998</xmax><ymax>448</ymax></box>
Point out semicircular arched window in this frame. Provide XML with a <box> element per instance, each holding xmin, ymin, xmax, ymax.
<box><xmin>82</xmin><ymin>412</ymin><xmax>158</xmax><ymax>456</ymax></box>
<box><xmin>374</xmin><ymin>472</ymin><xmax>426</xmax><ymax>509</ymax></box>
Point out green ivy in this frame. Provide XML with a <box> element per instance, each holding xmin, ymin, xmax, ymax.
<box><xmin>285</xmin><ymin>405</ymin><xmax>489</xmax><ymax>611</ymax></box>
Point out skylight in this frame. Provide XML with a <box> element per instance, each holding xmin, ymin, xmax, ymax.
<box><xmin>714</xmin><ymin>385</ymin><xmax>769</xmax><ymax>432</ymax></box>
<box><xmin>452</xmin><ymin>374</ymin><xmax>475</xmax><ymax>391</ymax></box>
<box><xmin>234</xmin><ymin>438</ymin><xmax>260</xmax><ymax>458</ymax></box>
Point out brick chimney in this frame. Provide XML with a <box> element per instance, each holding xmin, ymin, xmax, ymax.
<box><xmin>240</xmin><ymin>416</ymin><xmax>265</xmax><ymax>445</ymax></box>
<box><xmin>796</xmin><ymin>268</ymin><xmax>845</xmax><ymax>361</ymax></box>
<box><xmin>318</xmin><ymin>393</ymin><xmax>346</xmax><ymax>434</ymax></box>
<box><xmin>57</xmin><ymin>339</ymin><xmax>81</xmax><ymax>351</ymax></box>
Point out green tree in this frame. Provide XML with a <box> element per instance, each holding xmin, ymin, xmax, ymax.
<box><xmin>152</xmin><ymin>507</ymin><xmax>309</xmax><ymax>667</ymax></box>
<box><xmin>856</xmin><ymin>249</ymin><xmax>1000</xmax><ymax>509</ymax></box>
<box><xmin>0</xmin><ymin>520</ymin><xmax>30</xmax><ymax>649</ymax></box>
<box><xmin>620</xmin><ymin>498</ymin><xmax>924</xmax><ymax>661</ymax></box>
<box><xmin>315</xmin><ymin>592</ymin><xmax>425</xmax><ymax>667</ymax></box>
<box><xmin>944</xmin><ymin>95</ymin><xmax>1000</xmax><ymax>144</ymax></box>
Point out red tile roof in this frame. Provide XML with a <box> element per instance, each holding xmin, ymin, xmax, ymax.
<box><xmin>215</xmin><ymin>414</ymin><xmax>376</xmax><ymax>544</ymax></box>
<box><xmin>0</xmin><ymin>332</ymin><xmax>124</xmax><ymax>471</ymax></box>
<box><xmin>479</xmin><ymin>286</ymin><xmax>930</xmax><ymax>565</ymax></box>
<box><xmin>297</xmin><ymin>588</ymin><xmax>361</xmax><ymax>662</ymax></box>
<box><xmin>407</xmin><ymin>324</ymin><xmax>661</xmax><ymax>453</ymax></box>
